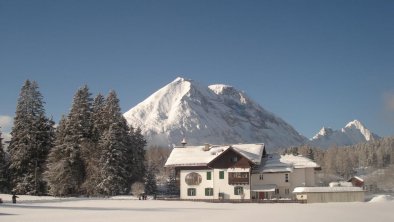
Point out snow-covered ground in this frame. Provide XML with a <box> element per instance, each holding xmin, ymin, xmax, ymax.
<box><xmin>1</xmin><ymin>194</ymin><xmax>393</xmax><ymax>222</ymax></box>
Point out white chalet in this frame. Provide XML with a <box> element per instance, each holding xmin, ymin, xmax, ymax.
<box><xmin>164</xmin><ymin>143</ymin><xmax>321</xmax><ymax>200</ymax></box>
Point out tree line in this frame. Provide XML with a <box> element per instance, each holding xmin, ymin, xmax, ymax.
<box><xmin>283</xmin><ymin>137</ymin><xmax>394</xmax><ymax>190</ymax></box>
<box><xmin>0</xmin><ymin>80</ymin><xmax>147</xmax><ymax>196</ymax></box>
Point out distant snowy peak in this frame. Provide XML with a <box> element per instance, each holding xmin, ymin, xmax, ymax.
<box><xmin>312</xmin><ymin>127</ymin><xmax>334</xmax><ymax>140</ymax></box>
<box><xmin>124</xmin><ymin>77</ymin><xmax>307</xmax><ymax>149</ymax></box>
<box><xmin>343</xmin><ymin>120</ymin><xmax>375</xmax><ymax>141</ymax></box>
<box><xmin>310</xmin><ymin>120</ymin><xmax>379</xmax><ymax>148</ymax></box>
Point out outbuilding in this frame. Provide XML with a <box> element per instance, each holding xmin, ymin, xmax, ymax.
<box><xmin>293</xmin><ymin>187</ymin><xmax>365</xmax><ymax>203</ymax></box>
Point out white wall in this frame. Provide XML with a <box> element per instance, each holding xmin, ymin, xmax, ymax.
<box><xmin>180</xmin><ymin>169</ymin><xmax>214</xmax><ymax>200</ymax></box>
<box><xmin>250</xmin><ymin>167</ymin><xmax>317</xmax><ymax>199</ymax></box>
<box><xmin>296</xmin><ymin>191</ymin><xmax>365</xmax><ymax>203</ymax></box>
<box><xmin>180</xmin><ymin>168</ymin><xmax>250</xmax><ymax>200</ymax></box>
<box><xmin>214</xmin><ymin>168</ymin><xmax>250</xmax><ymax>200</ymax></box>
<box><xmin>304</xmin><ymin>168</ymin><xmax>315</xmax><ymax>186</ymax></box>
<box><xmin>251</xmin><ymin>172</ymin><xmax>290</xmax><ymax>198</ymax></box>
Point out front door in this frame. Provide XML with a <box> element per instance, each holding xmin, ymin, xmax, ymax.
<box><xmin>258</xmin><ymin>192</ymin><xmax>265</xmax><ymax>199</ymax></box>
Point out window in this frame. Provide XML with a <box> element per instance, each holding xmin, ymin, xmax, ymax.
<box><xmin>219</xmin><ymin>171</ymin><xmax>224</xmax><ymax>179</ymax></box>
<box><xmin>259</xmin><ymin>174</ymin><xmax>264</xmax><ymax>180</ymax></box>
<box><xmin>285</xmin><ymin>174</ymin><xmax>289</xmax><ymax>182</ymax></box>
<box><xmin>285</xmin><ymin>189</ymin><xmax>289</xmax><ymax>195</ymax></box>
<box><xmin>234</xmin><ymin>186</ymin><xmax>244</xmax><ymax>195</ymax></box>
<box><xmin>231</xmin><ymin>156</ymin><xmax>238</xmax><ymax>163</ymax></box>
<box><xmin>187</xmin><ymin>188</ymin><xmax>196</xmax><ymax>196</ymax></box>
<box><xmin>228</xmin><ymin>172</ymin><xmax>249</xmax><ymax>185</ymax></box>
<box><xmin>207</xmin><ymin>172</ymin><xmax>212</xmax><ymax>180</ymax></box>
<box><xmin>185</xmin><ymin>172</ymin><xmax>202</xmax><ymax>185</ymax></box>
<box><xmin>205</xmin><ymin>188</ymin><xmax>214</xmax><ymax>196</ymax></box>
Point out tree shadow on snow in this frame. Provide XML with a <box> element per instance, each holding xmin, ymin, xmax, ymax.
<box><xmin>1</xmin><ymin>204</ymin><xmax>228</xmax><ymax>212</ymax></box>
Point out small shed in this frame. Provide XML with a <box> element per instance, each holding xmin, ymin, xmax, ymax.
<box><xmin>293</xmin><ymin>187</ymin><xmax>365</xmax><ymax>203</ymax></box>
<box><xmin>347</xmin><ymin>176</ymin><xmax>364</xmax><ymax>188</ymax></box>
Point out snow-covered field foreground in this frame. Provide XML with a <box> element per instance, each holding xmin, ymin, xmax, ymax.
<box><xmin>1</xmin><ymin>194</ymin><xmax>393</xmax><ymax>222</ymax></box>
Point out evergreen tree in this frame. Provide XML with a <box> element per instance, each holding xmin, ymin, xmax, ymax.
<box><xmin>83</xmin><ymin>94</ymin><xmax>106</xmax><ymax>196</ymax></box>
<box><xmin>144</xmin><ymin>166</ymin><xmax>157</xmax><ymax>195</ymax></box>
<box><xmin>166</xmin><ymin>169</ymin><xmax>179</xmax><ymax>196</ymax></box>
<box><xmin>97</xmin><ymin>91</ymin><xmax>130</xmax><ymax>195</ymax></box>
<box><xmin>98</xmin><ymin>124</ymin><xmax>129</xmax><ymax>195</ymax></box>
<box><xmin>8</xmin><ymin>80</ymin><xmax>54</xmax><ymax>195</ymax></box>
<box><xmin>91</xmin><ymin>94</ymin><xmax>106</xmax><ymax>143</ymax></box>
<box><xmin>128</xmin><ymin>127</ymin><xmax>146</xmax><ymax>184</ymax></box>
<box><xmin>46</xmin><ymin>86</ymin><xmax>93</xmax><ymax>196</ymax></box>
<box><xmin>45</xmin><ymin>116</ymin><xmax>73</xmax><ymax>196</ymax></box>
<box><xmin>0</xmin><ymin>129</ymin><xmax>10</xmax><ymax>193</ymax></box>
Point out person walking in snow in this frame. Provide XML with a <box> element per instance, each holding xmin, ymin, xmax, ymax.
<box><xmin>12</xmin><ymin>193</ymin><xmax>18</xmax><ymax>204</ymax></box>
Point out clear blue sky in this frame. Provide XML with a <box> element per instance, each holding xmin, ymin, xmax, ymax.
<box><xmin>1</xmin><ymin>0</ymin><xmax>394</xmax><ymax>139</ymax></box>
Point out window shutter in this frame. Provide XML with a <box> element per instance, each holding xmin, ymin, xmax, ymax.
<box><xmin>207</xmin><ymin>172</ymin><xmax>211</xmax><ymax>180</ymax></box>
<box><xmin>219</xmin><ymin>171</ymin><xmax>224</xmax><ymax>179</ymax></box>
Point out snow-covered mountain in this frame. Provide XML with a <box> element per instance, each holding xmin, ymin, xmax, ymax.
<box><xmin>124</xmin><ymin>77</ymin><xmax>307</xmax><ymax>149</ymax></box>
<box><xmin>309</xmin><ymin>120</ymin><xmax>380</xmax><ymax>148</ymax></box>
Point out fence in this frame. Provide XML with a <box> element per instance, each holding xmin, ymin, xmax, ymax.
<box><xmin>155</xmin><ymin>196</ymin><xmax>305</xmax><ymax>204</ymax></box>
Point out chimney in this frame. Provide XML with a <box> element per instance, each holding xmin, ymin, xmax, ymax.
<box><xmin>181</xmin><ymin>138</ymin><xmax>187</xmax><ymax>147</ymax></box>
<box><xmin>203</xmin><ymin>143</ymin><xmax>210</xmax><ymax>151</ymax></box>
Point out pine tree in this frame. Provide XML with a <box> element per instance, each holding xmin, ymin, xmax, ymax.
<box><xmin>97</xmin><ymin>91</ymin><xmax>130</xmax><ymax>195</ymax></box>
<box><xmin>98</xmin><ymin>124</ymin><xmax>129</xmax><ymax>195</ymax></box>
<box><xmin>91</xmin><ymin>94</ymin><xmax>106</xmax><ymax>143</ymax></box>
<box><xmin>46</xmin><ymin>86</ymin><xmax>93</xmax><ymax>196</ymax></box>
<box><xmin>127</xmin><ymin>127</ymin><xmax>146</xmax><ymax>185</ymax></box>
<box><xmin>144</xmin><ymin>166</ymin><xmax>157</xmax><ymax>195</ymax></box>
<box><xmin>0</xmin><ymin>129</ymin><xmax>10</xmax><ymax>193</ymax></box>
<box><xmin>45</xmin><ymin>116</ymin><xmax>73</xmax><ymax>196</ymax></box>
<box><xmin>166</xmin><ymin>169</ymin><xmax>179</xmax><ymax>196</ymax></box>
<box><xmin>8</xmin><ymin>80</ymin><xmax>54</xmax><ymax>195</ymax></box>
<box><xmin>83</xmin><ymin>94</ymin><xmax>106</xmax><ymax>196</ymax></box>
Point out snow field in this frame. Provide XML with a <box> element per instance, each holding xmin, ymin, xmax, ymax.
<box><xmin>1</xmin><ymin>194</ymin><xmax>393</xmax><ymax>222</ymax></box>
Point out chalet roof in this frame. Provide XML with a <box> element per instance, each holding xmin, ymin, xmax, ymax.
<box><xmin>348</xmin><ymin>176</ymin><xmax>364</xmax><ymax>182</ymax></box>
<box><xmin>293</xmin><ymin>187</ymin><xmax>364</xmax><ymax>193</ymax></box>
<box><xmin>255</xmin><ymin>154</ymin><xmax>320</xmax><ymax>173</ymax></box>
<box><xmin>164</xmin><ymin>143</ymin><xmax>265</xmax><ymax>167</ymax></box>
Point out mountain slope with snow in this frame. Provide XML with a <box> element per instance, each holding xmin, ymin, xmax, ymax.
<box><xmin>310</xmin><ymin>120</ymin><xmax>380</xmax><ymax>148</ymax></box>
<box><xmin>124</xmin><ymin>77</ymin><xmax>307</xmax><ymax>149</ymax></box>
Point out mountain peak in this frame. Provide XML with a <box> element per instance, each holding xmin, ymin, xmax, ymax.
<box><xmin>343</xmin><ymin>119</ymin><xmax>375</xmax><ymax>141</ymax></box>
<box><xmin>124</xmin><ymin>77</ymin><xmax>306</xmax><ymax>149</ymax></box>
<box><xmin>310</xmin><ymin>119</ymin><xmax>379</xmax><ymax>148</ymax></box>
<box><xmin>312</xmin><ymin>127</ymin><xmax>334</xmax><ymax>140</ymax></box>
<box><xmin>345</xmin><ymin>119</ymin><xmax>365</xmax><ymax>129</ymax></box>
<box><xmin>172</xmin><ymin>76</ymin><xmax>190</xmax><ymax>83</ymax></box>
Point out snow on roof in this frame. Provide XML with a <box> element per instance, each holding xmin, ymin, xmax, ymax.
<box><xmin>164</xmin><ymin>143</ymin><xmax>265</xmax><ymax>167</ymax></box>
<box><xmin>293</xmin><ymin>187</ymin><xmax>364</xmax><ymax>193</ymax></box>
<box><xmin>251</xmin><ymin>184</ymin><xmax>277</xmax><ymax>192</ymax></box>
<box><xmin>351</xmin><ymin>176</ymin><xmax>364</xmax><ymax>182</ymax></box>
<box><xmin>231</xmin><ymin>143</ymin><xmax>264</xmax><ymax>164</ymax></box>
<box><xmin>279</xmin><ymin>154</ymin><xmax>320</xmax><ymax>168</ymax></box>
<box><xmin>329</xmin><ymin>181</ymin><xmax>353</xmax><ymax>187</ymax></box>
<box><xmin>257</xmin><ymin>154</ymin><xmax>319</xmax><ymax>173</ymax></box>
<box><xmin>262</xmin><ymin>165</ymin><xmax>293</xmax><ymax>173</ymax></box>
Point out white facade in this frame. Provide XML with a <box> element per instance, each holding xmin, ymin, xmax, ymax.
<box><xmin>251</xmin><ymin>167</ymin><xmax>317</xmax><ymax>199</ymax></box>
<box><xmin>180</xmin><ymin>168</ymin><xmax>251</xmax><ymax>200</ymax></box>
<box><xmin>293</xmin><ymin>187</ymin><xmax>365</xmax><ymax>203</ymax></box>
<box><xmin>180</xmin><ymin>169</ymin><xmax>214</xmax><ymax>200</ymax></box>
